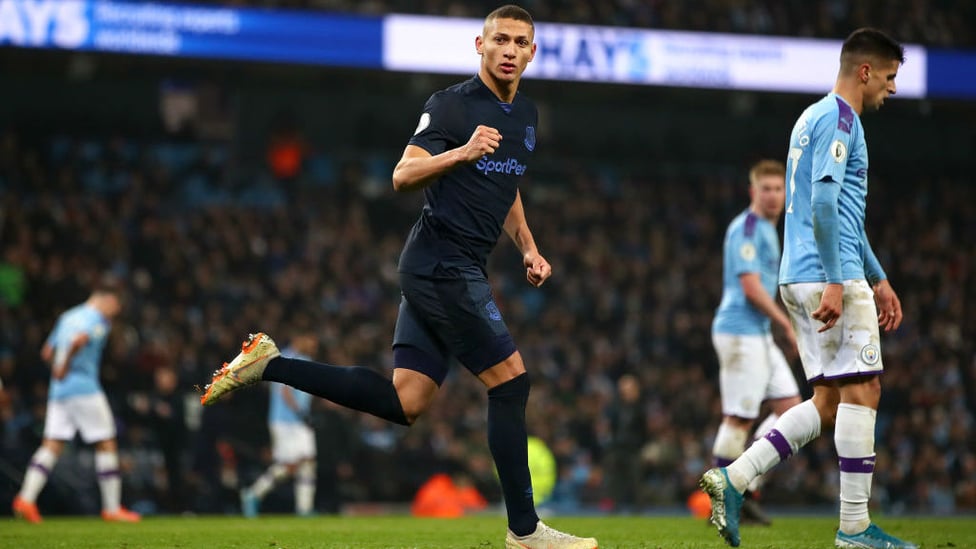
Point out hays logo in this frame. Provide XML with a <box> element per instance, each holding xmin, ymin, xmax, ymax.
<box><xmin>0</xmin><ymin>0</ymin><xmax>90</xmax><ymax>49</ymax></box>
<box><xmin>475</xmin><ymin>156</ymin><xmax>527</xmax><ymax>176</ymax></box>
<box><xmin>0</xmin><ymin>0</ymin><xmax>90</xmax><ymax>48</ymax></box>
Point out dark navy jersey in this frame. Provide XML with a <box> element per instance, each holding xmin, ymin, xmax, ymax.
<box><xmin>398</xmin><ymin>75</ymin><xmax>538</xmax><ymax>275</ymax></box>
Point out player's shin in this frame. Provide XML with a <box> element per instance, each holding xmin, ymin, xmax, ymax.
<box><xmin>712</xmin><ymin>422</ymin><xmax>749</xmax><ymax>466</ymax></box>
<box><xmin>295</xmin><ymin>460</ymin><xmax>316</xmax><ymax>516</ymax></box>
<box><xmin>19</xmin><ymin>446</ymin><xmax>58</xmax><ymax>502</ymax></box>
<box><xmin>835</xmin><ymin>403</ymin><xmax>876</xmax><ymax>534</ymax></box>
<box><xmin>487</xmin><ymin>373</ymin><xmax>538</xmax><ymax>536</ymax></box>
<box><xmin>726</xmin><ymin>401</ymin><xmax>820</xmax><ymax>492</ymax></box>
<box><xmin>95</xmin><ymin>451</ymin><xmax>121</xmax><ymax>513</ymax></box>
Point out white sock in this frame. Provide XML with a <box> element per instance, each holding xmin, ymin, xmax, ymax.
<box><xmin>95</xmin><ymin>451</ymin><xmax>121</xmax><ymax>513</ymax></box>
<box><xmin>835</xmin><ymin>403</ymin><xmax>876</xmax><ymax>534</ymax></box>
<box><xmin>250</xmin><ymin>463</ymin><xmax>289</xmax><ymax>499</ymax></box>
<box><xmin>747</xmin><ymin>413</ymin><xmax>780</xmax><ymax>493</ymax></box>
<box><xmin>753</xmin><ymin>413</ymin><xmax>779</xmax><ymax>440</ymax></box>
<box><xmin>727</xmin><ymin>400</ymin><xmax>821</xmax><ymax>492</ymax></box>
<box><xmin>19</xmin><ymin>447</ymin><xmax>58</xmax><ymax>503</ymax></box>
<box><xmin>295</xmin><ymin>460</ymin><xmax>316</xmax><ymax>515</ymax></box>
<box><xmin>712</xmin><ymin>422</ymin><xmax>749</xmax><ymax>466</ymax></box>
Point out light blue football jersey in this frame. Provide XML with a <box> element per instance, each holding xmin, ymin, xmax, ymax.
<box><xmin>713</xmin><ymin>210</ymin><xmax>781</xmax><ymax>335</ymax></box>
<box><xmin>268</xmin><ymin>347</ymin><xmax>313</xmax><ymax>425</ymax></box>
<box><xmin>46</xmin><ymin>304</ymin><xmax>110</xmax><ymax>401</ymax></box>
<box><xmin>780</xmin><ymin>93</ymin><xmax>869</xmax><ymax>284</ymax></box>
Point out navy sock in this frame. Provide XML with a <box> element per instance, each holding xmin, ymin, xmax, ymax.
<box><xmin>263</xmin><ymin>357</ymin><xmax>409</xmax><ymax>426</ymax></box>
<box><xmin>487</xmin><ymin>373</ymin><xmax>538</xmax><ymax>536</ymax></box>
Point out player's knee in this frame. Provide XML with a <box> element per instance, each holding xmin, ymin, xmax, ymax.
<box><xmin>398</xmin><ymin>397</ymin><xmax>429</xmax><ymax>425</ymax></box>
<box><xmin>723</xmin><ymin>416</ymin><xmax>755</xmax><ymax>430</ymax></box>
<box><xmin>838</xmin><ymin>374</ymin><xmax>882</xmax><ymax>408</ymax></box>
<box><xmin>811</xmin><ymin>390</ymin><xmax>841</xmax><ymax>428</ymax></box>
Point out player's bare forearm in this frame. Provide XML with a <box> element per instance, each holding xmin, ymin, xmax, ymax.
<box><xmin>40</xmin><ymin>343</ymin><xmax>54</xmax><ymax>362</ymax></box>
<box><xmin>282</xmin><ymin>386</ymin><xmax>301</xmax><ymax>413</ymax></box>
<box><xmin>872</xmin><ymin>279</ymin><xmax>903</xmax><ymax>331</ymax></box>
<box><xmin>740</xmin><ymin>273</ymin><xmax>792</xmax><ymax>332</ymax></box>
<box><xmin>503</xmin><ymin>190</ymin><xmax>537</xmax><ymax>256</ymax></box>
<box><xmin>393</xmin><ymin>126</ymin><xmax>501</xmax><ymax>192</ymax></box>
<box><xmin>812</xmin><ymin>283</ymin><xmax>844</xmax><ymax>332</ymax></box>
<box><xmin>392</xmin><ymin>145</ymin><xmax>465</xmax><ymax>192</ymax></box>
<box><xmin>53</xmin><ymin>333</ymin><xmax>89</xmax><ymax>380</ymax></box>
<box><xmin>504</xmin><ymin>195</ymin><xmax>551</xmax><ymax>287</ymax></box>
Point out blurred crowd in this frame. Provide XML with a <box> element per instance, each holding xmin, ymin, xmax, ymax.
<box><xmin>0</xmin><ymin>120</ymin><xmax>973</xmax><ymax>517</ymax></box>
<box><xmin>208</xmin><ymin>0</ymin><xmax>976</xmax><ymax>48</ymax></box>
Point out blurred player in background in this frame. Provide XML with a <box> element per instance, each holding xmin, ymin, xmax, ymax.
<box><xmin>700</xmin><ymin>28</ymin><xmax>916</xmax><ymax>548</ymax></box>
<box><xmin>240</xmin><ymin>333</ymin><xmax>319</xmax><ymax>517</ymax></box>
<box><xmin>12</xmin><ymin>276</ymin><xmax>140</xmax><ymax>523</ymax></box>
<box><xmin>199</xmin><ymin>5</ymin><xmax>596</xmax><ymax>548</ymax></box>
<box><xmin>709</xmin><ymin>159</ymin><xmax>802</xmax><ymax>525</ymax></box>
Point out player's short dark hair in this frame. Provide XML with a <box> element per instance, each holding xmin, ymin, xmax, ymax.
<box><xmin>485</xmin><ymin>5</ymin><xmax>534</xmax><ymax>31</ymax></box>
<box><xmin>749</xmin><ymin>159</ymin><xmax>785</xmax><ymax>186</ymax></box>
<box><xmin>92</xmin><ymin>273</ymin><xmax>125</xmax><ymax>297</ymax></box>
<box><xmin>841</xmin><ymin>28</ymin><xmax>905</xmax><ymax>66</ymax></box>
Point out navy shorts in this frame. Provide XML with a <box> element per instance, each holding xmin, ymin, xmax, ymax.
<box><xmin>393</xmin><ymin>266</ymin><xmax>516</xmax><ymax>385</ymax></box>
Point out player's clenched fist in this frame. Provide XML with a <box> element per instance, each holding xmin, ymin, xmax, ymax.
<box><xmin>459</xmin><ymin>125</ymin><xmax>502</xmax><ymax>162</ymax></box>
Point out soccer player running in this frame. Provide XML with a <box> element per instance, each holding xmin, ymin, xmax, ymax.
<box><xmin>709</xmin><ymin>159</ymin><xmax>802</xmax><ymax>526</ymax></box>
<box><xmin>700</xmin><ymin>28</ymin><xmax>916</xmax><ymax>548</ymax></box>
<box><xmin>200</xmin><ymin>5</ymin><xmax>597</xmax><ymax>548</ymax></box>
<box><xmin>240</xmin><ymin>333</ymin><xmax>319</xmax><ymax>518</ymax></box>
<box><xmin>12</xmin><ymin>276</ymin><xmax>140</xmax><ymax>523</ymax></box>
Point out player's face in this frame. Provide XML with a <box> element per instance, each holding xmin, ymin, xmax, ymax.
<box><xmin>102</xmin><ymin>294</ymin><xmax>123</xmax><ymax>318</ymax></box>
<box><xmin>863</xmin><ymin>58</ymin><xmax>900</xmax><ymax>111</ymax></box>
<box><xmin>476</xmin><ymin>18</ymin><xmax>536</xmax><ymax>86</ymax></box>
<box><xmin>752</xmin><ymin>174</ymin><xmax>786</xmax><ymax>221</ymax></box>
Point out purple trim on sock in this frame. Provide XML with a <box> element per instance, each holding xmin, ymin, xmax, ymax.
<box><xmin>29</xmin><ymin>462</ymin><xmax>51</xmax><ymax>476</ymax></box>
<box><xmin>714</xmin><ymin>457</ymin><xmax>734</xmax><ymax>467</ymax></box>
<box><xmin>764</xmin><ymin>429</ymin><xmax>793</xmax><ymax>461</ymax></box>
<box><xmin>97</xmin><ymin>469</ymin><xmax>120</xmax><ymax>478</ymax></box>
<box><xmin>838</xmin><ymin>455</ymin><xmax>876</xmax><ymax>473</ymax></box>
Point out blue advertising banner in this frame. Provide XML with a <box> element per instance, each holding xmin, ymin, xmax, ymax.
<box><xmin>926</xmin><ymin>49</ymin><xmax>976</xmax><ymax>99</ymax></box>
<box><xmin>2</xmin><ymin>1</ymin><xmax>975</xmax><ymax>99</ymax></box>
<box><xmin>0</xmin><ymin>0</ymin><xmax>383</xmax><ymax>67</ymax></box>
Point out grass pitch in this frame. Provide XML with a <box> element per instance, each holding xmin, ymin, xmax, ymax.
<box><xmin>1</xmin><ymin>514</ymin><xmax>972</xmax><ymax>548</ymax></box>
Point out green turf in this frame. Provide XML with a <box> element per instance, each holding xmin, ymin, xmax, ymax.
<box><xmin>1</xmin><ymin>515</ymin><xmax>971</xmax><ymax>548</ymax></box>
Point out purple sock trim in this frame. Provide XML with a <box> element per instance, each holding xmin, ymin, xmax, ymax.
<box><xmin>764</xmin><ymin>429</ymin><xmax>793</xmax><ymax>461</ymax></box>
<box><xmin>714</xmin><ymin>457</ymin><xmax>734</xmax><ymax>467</ymax></box>
<box><xmin>838</xmin><ymin>455</ymin><xmax>876</xmax><ymax>474</ymax></box>
<box><xmin>97</xmin><ymin>469</ymin><xmax>120</xmax><ymax>479</ymax></box>
<box><xmin>30</xmin><ymin>462</ymin><xmax>51</xmax><ymax>476</ymax></box>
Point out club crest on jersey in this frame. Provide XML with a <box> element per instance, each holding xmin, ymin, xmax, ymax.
<box><xmin>739</xmin><ymin>242</ymin><xmax>756</xmax><ymax>261</ymax></box>
<box><xmin>831</xmin><ymin>140</ymin><xmax>847</xmax><ymax>163</ymax></box>
<box><xmin>524</xmin><ymin>126</ymin><xmax>536</xmax><ymax>151</ymax></box>
<box><xmin>859</xmin><ymin>344</ymin><xmax>880</xmax><ymax>365</ymax></box>
<box><xmin>485</xmin><ymin>300</ymin><xmax>502</xmax><ymax>321</ymax></box>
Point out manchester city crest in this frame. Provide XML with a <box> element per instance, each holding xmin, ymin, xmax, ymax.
<box><xmin>524</xmin><ymin>126</ymin><xmax>536</xmax><ymax>151</ymax></box>
<box><xmin>859</xmin><ymin>344</ymin><xmax>880</xmax><ymax>365</ymax></box>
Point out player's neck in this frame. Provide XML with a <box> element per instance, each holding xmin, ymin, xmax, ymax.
<box><xmin>749</xmin><ymin>205</ymin><xmax>775</xmax><ymax>224</ymax></box>
<box><xmin>832</xmin><ymin>81</ymin><xmax>864</xmax><ymax>115</ymax></box>
<box><xmin>478</xmin><ymin>69</ymin><xmax>518</xmax><ymax>103</ymax></box>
